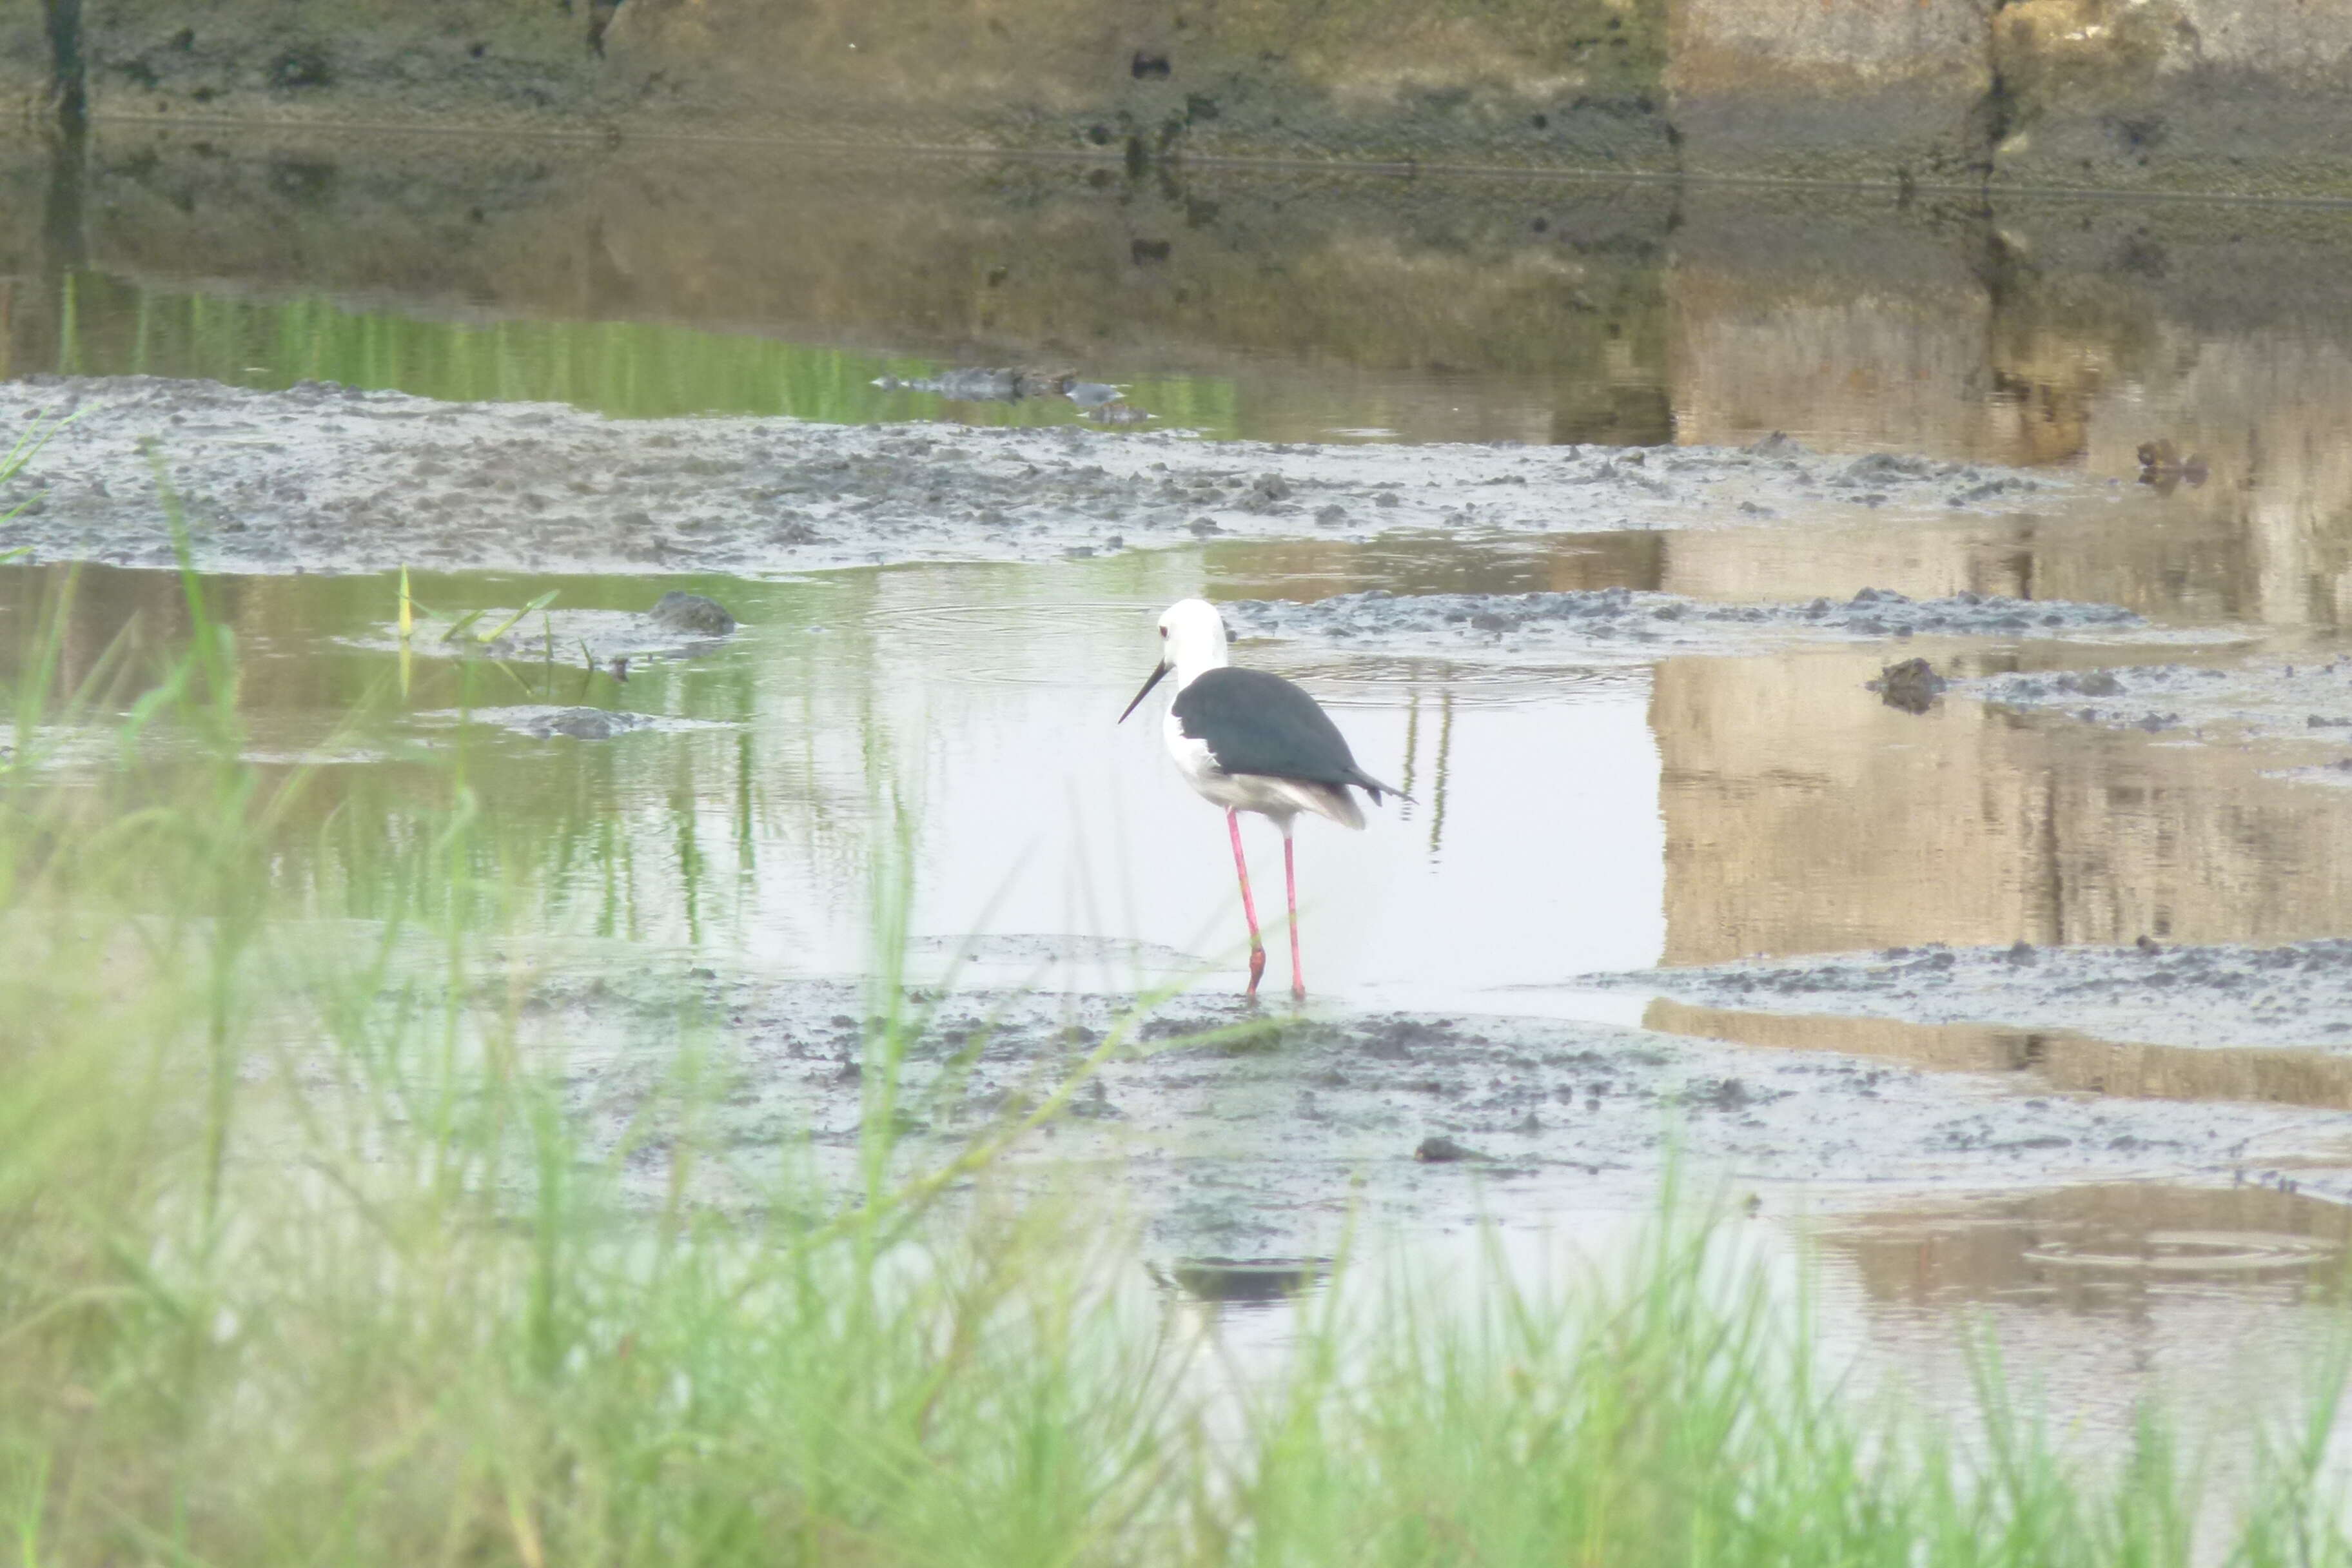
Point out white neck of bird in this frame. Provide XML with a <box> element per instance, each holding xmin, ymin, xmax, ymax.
<box><xmin>1168</xmin><ymin>634</ymin><xmax>1228</xmax><ymax>691</ymax></box>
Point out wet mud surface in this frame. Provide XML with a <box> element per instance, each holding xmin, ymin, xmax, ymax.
<box><xmin>0</xmin><ymin>377</ymin><xmax>2073</xmax><ymax>578</ymax></box>
<box><xmin>1225</xmin><ymin>585</ymin><xmax>2149</xmax><ymax>661</ymax></box>
<box><xmin>1608</xmin><ymin>939</ymin><xmax>2352</xmax><ymax>1058</ymax></box>
<box><xmin>1969</xmin><ymin>661</ymin><xmax>2352</xmax><ymax>763</ymax></box>
<box><xmin>542</xmin><ymin>963</ymin><xmax>2352</xmax><ymax>1254</ymax></box>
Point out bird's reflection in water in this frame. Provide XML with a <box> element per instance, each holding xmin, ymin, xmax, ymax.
<box><xmin>1148</xmin><ymin>1257</ymin><xmax>1330</xmax><ymax>1309</ymax></box>
<box><xmin>1392</xmin><ymin>674</ymin><xmax>1457</xmax><ymax>859</ymax></box>
<box><xmin>1428</xmin><ymin>690</ymin><xmax>1455</xmax><ymax>859</ymax></box>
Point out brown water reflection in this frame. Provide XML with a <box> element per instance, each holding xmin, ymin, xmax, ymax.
<box><xmin>1653</xmin><ymin>646</ymin><xmax>2352</xmax><ymax>964</ymax></box>
<box><xmin>1819</xmin><ymin>1183</ymin><xmax>2352</xmax><ymax>1311</ymax></box>
<box><xmin>1804</xmin><ymin>1181</ymin><xmax>2352</xmax><ymax>1455</ymax></box>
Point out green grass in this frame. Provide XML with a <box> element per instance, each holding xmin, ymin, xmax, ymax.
<box><xmin>3</xmin><ymin>473</ymin><xmax>2352</xmax><ymax>1564</ymax></box>
<box><xmin>48</xmin><ymin>271</ymin><xmax>1246</xmax><ymax>437</ymax></box>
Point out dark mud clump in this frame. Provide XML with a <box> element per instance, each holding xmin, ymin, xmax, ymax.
<box><xmin>0</xmin><ymin>376</ymin><xmax>2079</xmax><ymax>578</ymax></box>
<box><xmin>645</xmin><ymin>591</ymin><xmax>738</xmax><ymax>637</ymax></box>
<box><xmin>1222</xmin><ymin>585</ymin><xmax>2144</xmax><ymax>660</ymax></box>
<box><xmin>1868</xmin><ymin>656</ymin><xmax>1948</xmax><ymax>713</ymax></box>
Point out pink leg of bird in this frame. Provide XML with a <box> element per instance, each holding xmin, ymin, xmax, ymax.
<box><xmin>1284</xmin><ymin>832</ymin><xmax>1305</xmax><ymax>1000</ymax></box>
<box><xmin>1227</xmin><ymin>808</ymin><xmax>1266</xmax><ymax>996</ymax></box>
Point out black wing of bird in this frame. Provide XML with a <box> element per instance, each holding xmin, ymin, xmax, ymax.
<box><xmin>1170</xmin><ymin>667</ymin><xmax>1405</xmax><ymax>801</ymax></box>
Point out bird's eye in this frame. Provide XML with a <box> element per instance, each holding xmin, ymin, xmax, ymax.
<box><xmin>1159</xmin><ymin>627</ymin><xmax>1168</xmax><ymax>638</ymax></box>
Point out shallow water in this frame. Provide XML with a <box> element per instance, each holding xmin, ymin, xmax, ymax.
<box><xmin>11</xmin><ymin>539</ymin><xmax>2352</xmax><ymax>1029</ymax></box>
<box><xmin>12</xmin><ymin>132</ymin><xmax>2352</xmax><ymax>1450</ymax></box>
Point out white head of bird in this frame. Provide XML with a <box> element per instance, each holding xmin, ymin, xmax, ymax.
<box><xmin>1119</xmin><ymin>597</ymin><xmax>1228</xmax><ymax>718</ymax></box>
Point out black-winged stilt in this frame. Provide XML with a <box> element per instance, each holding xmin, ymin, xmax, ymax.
<box><xmin>1119</xmin><ymin>598</ymin><xmax>1404</xmax><ymax>1000</ymax></box>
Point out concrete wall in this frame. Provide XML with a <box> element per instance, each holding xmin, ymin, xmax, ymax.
<box><xmin>1992</xmin><ymin>0</ymin><xmax>2352</xmax><ymax>195</ymax></box>
<box><xmin>43</xmin><ymin>0</ymin><xmax>606</xmax><ymax>127</ymax></box>
<box><xmin>8</xmin><ymin>0</ymin><xmax>1678</xmax><ymax>172</ymax></box>
<box><xmin>1666</xmin><ymin>0</ymin><xmax>2352</xmax><ymax>193</ymax></box>
<box><xmin>1666</xmin><ymin>0</ymin><xmax>1994</xmax><ymax>184</ymax></box>
<box><xmin>607</xmin><ymin>0</ymin><xmax>1672</xmax><ymax>166</ymax></box>
<box><xmin>5</xmin><ymin>0</ymin><xmax>2349</xmax><ymax>193</ymax></box>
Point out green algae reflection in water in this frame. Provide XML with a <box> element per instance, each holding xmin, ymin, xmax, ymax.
<box><xmin>48</xmin><ymin>271</ymin><xmax>1241</xmax><ymax>435</ymax></box>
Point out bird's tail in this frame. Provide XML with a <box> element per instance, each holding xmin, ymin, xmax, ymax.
<box><xmin>1349</xmin><ymin>769</ymin><xmax>1411</xmax><ymax>805</ymax></box>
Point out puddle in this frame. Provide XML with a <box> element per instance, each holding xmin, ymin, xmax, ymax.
<box><xmin>6</xmin><ymin>144</ymin><xmax>1689</xmax><ymax>448</ymax></box>
<box><xmin>2019</xmin><ymin>1230</ymin><xmax>2340</xmax><ymax>1275</ymax></box>
<box><xmin>1822</xmin><ymin>1183</ymin><xmax>2352</xmax><ymax>1304</ymax></box>
<box><xmin>0</xmin><ymin>553</ymin><xmax>1672</xmax><ymax>995</ymax></box>
<box><xmin>1793</xmin><ymin>1183</ymin><xmax>2352</xmax><ymax>1471</ymax></box>
<box><xmin>9</xmin><ymin>135</ymin><xmax>2352</xmax><ymax>531</ymax></box>
<box><xmin>1149</xmin><ymin>1180</ymin><xmax>2352</xmax><ymax>1482</ymax></box>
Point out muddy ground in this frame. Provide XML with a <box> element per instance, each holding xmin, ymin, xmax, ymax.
<box><xmin>544</xmin><ymin>960</ymin><xmax>2352</xmax><ymax>1256</ymax></box>
<box><xmin>1605</xmin><ymin>938</ymin><xmax>2352</xmax><ymax>1059</ymax></box>
<box><xmin>1224</xmin><ymin>585</ymin><xmax>2152</xmax><ymax>660</ymax></box>
<box><xmin>1968</xmin><ymin>661</ymin><xmax>2352</xmax><ymax>760</ymax></box>
<box><xmin>0</xmin><ymin>377</ymin><xmax>2070</xmax><ymax>577</ymax></box>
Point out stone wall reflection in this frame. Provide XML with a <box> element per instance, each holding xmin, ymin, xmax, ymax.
<box><xmin>1821</xmin><ymin>1184</ymin><xmax>2352</xmax><ymax>1313</ymax></box>
<box><xmin>1651</xmin><ymin>648</ymin><xmax>2352</xmax><ymax>964</ymax></box>
<box><xmin>1665</xmin><ymin>197</ymin><xmax>2352</xmax><ymax>629</ymax></box>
